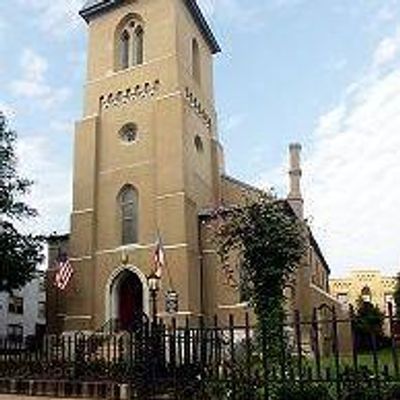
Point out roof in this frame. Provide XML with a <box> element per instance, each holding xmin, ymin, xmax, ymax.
<box><xmin>46</xmin><ymin>233</ymin><xmax>70</xmax><ymax>244</ymax></box>
<box><xmin>308</xmin><ymin>228</ymin><xmax>331</xmax><ymax>274</ymax></box>
<box><xmin>222</xmin><ymin>174</ymin><xmax>270</xmax><ymax>197</ymax></box>
<box><xmin>282</xmin><ymin>200</ymin><xmax>331</xmax><ymax>274</ymax></box>
<box><xmin>79</xmin><ymin>0</ymin><xmax>221</xmax><ymax>54</ymax></box>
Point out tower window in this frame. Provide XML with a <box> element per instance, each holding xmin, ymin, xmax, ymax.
<box><xmin>192</xmin><ymin>38</ymin><xmax>201</xmax><ymax>83</ymax></box>
<box><xmin>119</xmin><ymin>123</ymin><xmax>138</xmax><ymax>143</ymax></box>
<box><xmin>117</xmin><ymin>17</ymin><xmax>144</xmax><ymax>71</ymax></box>
<box><xmin>119</xmin><ymin>185</ymin><xmax>138</xmax><ymax>245</ymax></box>
<box><xmin>120</xmin><ymin>30</ymin><xmax>130</xmax><ymax>70</ymax></box>
<box><xmin>133</xmin><ymin>26</ymin><xmax>144</xmax><ymax>66</ymax></box>
<box><xmin>194</xmin><ymin>135</ymin><xmax>204</xmax><ymax>153</ymax></box>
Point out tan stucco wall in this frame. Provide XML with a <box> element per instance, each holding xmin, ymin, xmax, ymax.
<box><xmin>330</xmin><ymin>270</ymin><xmax>397</xmax><ymax>313</ymax></box>
<box><xmin>48</xmin><ymin>0</ymin><xmax>338</xmax><ymax>334</ymax></box>
<box><xmin>55</xmin><ymin>0</ymin><xmax>222</xmax><ymax>332</ymax></box>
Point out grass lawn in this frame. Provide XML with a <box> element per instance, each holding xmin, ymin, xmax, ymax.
<box><xmin>315</xmin><ymin>348</ymin><xmax>400</xmax><ymax>378</ymax></box>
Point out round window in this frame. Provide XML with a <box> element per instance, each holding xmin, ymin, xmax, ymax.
<box><xmin>119</xmin><ymin>123</ymin><xmax>138</xmax><ymax>143</ymax></box>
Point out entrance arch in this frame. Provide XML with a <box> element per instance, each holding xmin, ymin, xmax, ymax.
<box><xmin>105</xmin><ymin>265</ymin><xmax>149</xmax><ymax>330</ymax></box>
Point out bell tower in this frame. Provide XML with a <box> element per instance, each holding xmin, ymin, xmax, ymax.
<box><xmin>59</xmin><ymin>0</ymin><xmax>222</xmax><ymax>331</ymax></box>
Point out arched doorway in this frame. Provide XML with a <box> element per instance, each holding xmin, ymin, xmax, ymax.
<box><xmin>117</xmin><ymin>270</ymin><xmax>143</xmax><ymax>330</ymax></box>
<box><xmin>107</xmin><ymin>267</ymin><xmax>148</xmax><ymax>331</ymax></box>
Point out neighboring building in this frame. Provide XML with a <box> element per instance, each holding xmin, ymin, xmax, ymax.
<box><xmin>46</xmin><ymin>0</ymin><xmax>341</xmax><ymax>334</ymax></box>
<box><xmin>0</xmin><ymin>272</ymin><xmax>46</xmax><ymax>341</ymax></box>
<box><xmin>330</xmin><ymin>270</ymin><xmax>397</xmax><ymax>314</ymax></box>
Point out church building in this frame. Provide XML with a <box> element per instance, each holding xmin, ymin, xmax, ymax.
<box><xmin>47</xmin><ymin>0</ymin><xmax>339</xmax><ymax>334</ymax></box>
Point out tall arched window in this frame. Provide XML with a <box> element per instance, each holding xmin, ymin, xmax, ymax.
<box><xmin>119</xmin><ymin>185</ymin><xmax>138</xmax><ymax>245</ymax></box>
<box><xmin>120</xmin><ymin>30</ymin><xmax>130</xmax><ymax>70</ymax></box>
<box><xmin>133</xmin><ymin>26</ymin><xmax>144</xmax><ymax>66</ymax></box>
<box><xmin>192</xmin><ymin>38</ymin><xmax>201</xmax><ymax>83</ymax></box>
<box><xmin>361</xmin><ymin>286</ymin><xmax>372</xmax><ymax>303</ymax></box>
<box><xmin>117</xmin><ymin>17</ymin><xmax>144</xmax><ymax>71</ymax></box>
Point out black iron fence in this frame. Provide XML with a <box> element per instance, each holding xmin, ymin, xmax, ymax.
<box><xmin>0</xmin><ymin>305</ymin><xmax>400</xmax><ymax>399</ymax></box>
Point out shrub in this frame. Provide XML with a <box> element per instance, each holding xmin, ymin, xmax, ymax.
<box><xmin>385</xmin><ymin>384</ymin><xmax>400</xmax><ymax>400</ymax></box>
<box><xmin>274</xmin><ymin>383</ymin><xmax>333</xmax><ymax>400</ymax></box>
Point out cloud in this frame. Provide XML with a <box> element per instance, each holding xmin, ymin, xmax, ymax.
<box><xmin>197</xmin><ymin>0</ymin><xmax>269</xmax><ymax>30</ymax></box>
<box><xmin>301</xmin><ymin>28</ymin><xmax>400</xmax><ymax>275</ymax></box>
<box><xmin>259</xmin><ymin>25</ymin><xmax>400</xmax><ymax>275</ymax></box>
<box><xmin>15</xmin><ymin>0</ymin><xmax>85</xmax><ymax>35</ymax></box>
<box><xmin>373</xmin><ymin>27</ymin><xmax>400</xmax><ymax>68</ymax></box>
<box><xmin>0</xmin><ymin>101</ymin><xmax>16</xmax><ymax>119</ymax></box>
<box><xmin>198</xmin><ymin>0</ymin><xmax>306</xmax><ymax>28</ymax></box>
<box><xmin>10</xmin><ymin>49</ymin><xmax>70</xmax><ymax>109</ymax></box>
<box><xmin>16</xmin><ymin>134</ymin><xmax>72</xmax><ymax>236</ymax></box>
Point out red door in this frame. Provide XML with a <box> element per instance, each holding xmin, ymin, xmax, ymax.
<box><xmin>118</xmin><ymin>272</ymin><xmax>143</xmax><ymax>331</ymax></box>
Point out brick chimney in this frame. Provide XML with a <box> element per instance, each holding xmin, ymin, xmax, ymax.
<box><xmin>288</xmin><ymin>143</ymin><xmax>304</xmax><ymax>219</ymax></box>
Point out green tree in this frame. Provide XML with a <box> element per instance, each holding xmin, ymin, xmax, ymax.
<box><xmin>214</xmin><ymin>195</ymin><xmax>307</xmax><ymax>354</ymax></box>
<box><xmin>354</xmin><ymin>299</ymin><xmax>385</xmax><ymax>351</ymax></box>
<box><xmin>0</xmin><ymin>111</ymin><xmax>43</xmax><ymax>292</ymax></box>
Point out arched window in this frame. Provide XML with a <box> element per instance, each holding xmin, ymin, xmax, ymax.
<box><xmin>361</xmin><ymin>286</ymin><xmax>372</xmax><ymax>303</ymax></box>
<box><xmin>120</xmin><ymin>30</ymin><xmax>130</xmax><ymax>70</ymax></box>
<box><xmin>192</xmin><ymin>38</ymin><xmax>201</xmax><ymax>83</ymax></box>
<box><xmin>194</xmin><ymin>135</ymin><xmax>204</xmax><ymax>153</ymax></box>
<box><xmin>133</xmin><ymin>26</ymin><xmax>144</xmax><ymax>66</ymax></box>
<box><xmin>117</xmin><ymin>17</ymin><xmax>144</xmax><ymax>71</ymax></box>
<box><xmin>119</xmin><ymin>185</ymin><xmax>138</xmax><ymax>245</ymax></box>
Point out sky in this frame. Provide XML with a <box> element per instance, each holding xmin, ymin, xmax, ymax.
<box><xmin>0</xmin><ymin>0</ymin><xmax>399</xmax><ymax>277</ymax></box>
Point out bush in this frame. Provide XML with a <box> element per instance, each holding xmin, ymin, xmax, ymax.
<box><xmin>385</xmin><ymin>384</ymin><xmax>400</xmax><ymax>400</ymax></box>
<box><xmin>341</xmin><ymin>389</ymin><xmax>382</xmax><ymax>400</ymax></box>
<box><xmin>274</xmin><ymin>383</ymin><xmax>333</xmax><ymax>400</ymax></box>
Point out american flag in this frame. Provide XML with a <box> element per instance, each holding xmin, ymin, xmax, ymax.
<box><xmin>153</xmin><ymin>233</ymin><xmax>165</xmax><ymax>278</ymax></box>
<box><xmin>54</xmin><ymin>253</ymin><xmax>73</xmax><ymax>291</ymax></box>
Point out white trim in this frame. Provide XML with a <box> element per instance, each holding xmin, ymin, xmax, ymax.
<box><xmin>157</xmin><ymin>311</ymin><xmax>197</xmax><ymax>317</ymax></box>
<box><xmin>70</xmin><ymin>256</ymin><xmax>92</xmax><ymax>262</ymax></box>
<box><xmin>97</xmin><ymin>243</ymin><xmax>188</xmax><ymax>255</ymax></box>
<box><xmin>86</xmin><ymin>53</ymin><xmax>176</xmax><ymax>85</ymax></box>
<box><xmin>105</xmin><ymin>265</ymin><xmax>150</xmax><ymax>322</ymax></box>
<box><xmin>156</xmin><ymin>90</ymin><xmax>181</xmax><ymax>101</ymax></box>
<box><xmin>64</xmin><ymin>315</ymin><xmax>93</xmax><ymax>321</ymax></box>
<box><xmin>218</xmin><ymin>302</ymin><xmax>251</xmax><ymax>310</ymax></box>
<box><xmin>156</xmin><ymin>191</ymin><xmax>185</xmax><ymax>200</ymax></box>
<box><xmin>97</xmin><ymin>244</ymin><xmax>152</xmax><ymax>255</ymax></box>
<box><xmin>72</xmin><ymin>208</ymin><xmax>94</xmax><ymax>215</ymax></box>
<box><xmin>310</xmin><ymin>283</ymin><xmax>341</xmax><ymax>304</ymax></box>
<box><xmin>165</xmin><ymin>243</ymin><xmax>188</xmax><ymax>250</ymax></box>
<box><xmin>99</xmin><ymin>160</ymin><xmax>152</xmax><ymax>176</ymax></box>
<box><xmin>202</xmin><ymin>249</ymin><xmax>217</xmax><ymax>255</ymax></box>
<box><xmin>80</xmin><ymin>114</ymin><xmax>99</xmax><ymax>121</ymax></box>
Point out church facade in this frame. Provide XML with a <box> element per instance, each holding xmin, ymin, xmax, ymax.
<box><xmin>330</xmin><ymin>270</ymin><xmax>397</xmax><ymax>314</ymax></box>
<box><xmin>47</xmin><ymin>0</ymin><xmax>339</xmax><ymax>334</ymax></box>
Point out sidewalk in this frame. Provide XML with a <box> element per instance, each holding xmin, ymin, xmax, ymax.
<box><xmin>0</xmin><ymin>396</ymin><xmax>92</xmax><ymax>400</ymax></box>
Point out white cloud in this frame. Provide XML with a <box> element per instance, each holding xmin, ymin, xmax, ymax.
<box><xmin>373</xmin><ymin>27</ymin><xmax>400</xmax><ymax>68</ymax></box>
<box><xmin>302</xmin><ymin>30</ymin><xmax>400</xmax><ymax>276</ymax></box>
<box><xmin>16</xmin><ymin>134</ymin><xmax>72</xmax><ymax>236</ymax></box>
<box><xmin>10</xmin><ymin>49</ymin><xmax>70</xmax><ymax>109</ymax></box>
<box><xmin>259</xmin><ymin>26</ymin><xmax>400</xmax><ymax>276</ymax></box>
<box><xmin>0</xmin><ymin>101</ymin><xmax>16</xmax><ymax>119</ymax></box>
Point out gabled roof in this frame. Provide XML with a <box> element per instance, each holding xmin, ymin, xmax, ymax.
<box><xmin>79</xmin><ymin>0</ymin><xmax>221</xmax><ymax>54</ymax></box>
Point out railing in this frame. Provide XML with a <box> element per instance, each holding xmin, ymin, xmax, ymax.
<box><xmin>0</xmin><ymin>306</ymin><xmax>399</xmax><ymax>399</ymax></box>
